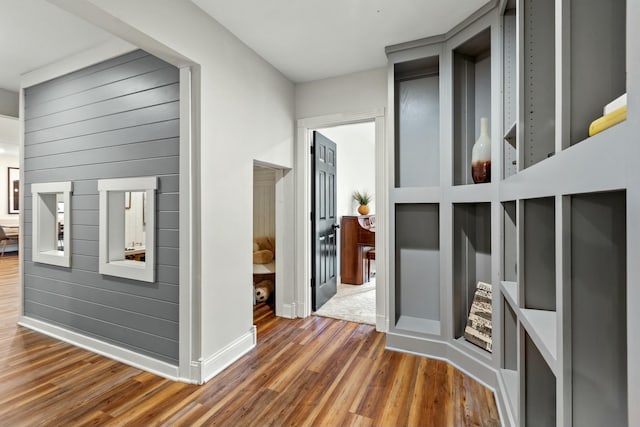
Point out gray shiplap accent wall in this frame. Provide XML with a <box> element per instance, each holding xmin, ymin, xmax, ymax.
<box><xmin>23</xmin><ymin>50</ymin><xmax>180</xmax><ymax>365</ymax></box>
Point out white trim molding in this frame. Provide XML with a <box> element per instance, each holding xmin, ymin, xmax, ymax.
<box><xmin>31</xmin><ymin>181</ymin><xmax>73</xmax><ymax>268</ymax></box>
<box><xmin>192</xmin><ymin>326</ymin><xmax>257</xmax><ymax>384</ymax></box>
<box><xmin>295</xmin><ymin>109</ymin><xmax>388</xmax><ymax>332</ymax></box>
<box><xmin>97</xmin><ymin>176</ymin><xmax>157</xmax><ymax>283</ymax></box>
<box><xmin>18</xmin><ymin>316</ymin><xmax>191</xmax><ymax>383</ymax></box>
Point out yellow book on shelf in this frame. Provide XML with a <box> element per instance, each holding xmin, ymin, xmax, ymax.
<box><xmin>589</xmin><ymin>105</ymin><xmax>627</xmax><ymax>137</ymax></box>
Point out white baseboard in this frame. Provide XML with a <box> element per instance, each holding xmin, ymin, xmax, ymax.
<box><xmin>376</xmin><ymin>314</ymin><xmax>389</xmax><ymax>332</ymax></box>
<box><xmin>18</xmin><ymin>316</ymin><xmax>184</xmax><ymax>382</ymax></box>
<box><xmin>195</xmin><ymin>326</ymin><xmax>256</xmax><ymax>384</ymax></box>
<box><xmin>280</xmin><ymin>302</ymin><xmax>297</xmax><ymax>319</ymax></box>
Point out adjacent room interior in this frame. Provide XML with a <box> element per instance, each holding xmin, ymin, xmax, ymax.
<box><xmin>311</xmin><ymin>122</ymin><xmax>376</xmax><ymax>325</ymax></box>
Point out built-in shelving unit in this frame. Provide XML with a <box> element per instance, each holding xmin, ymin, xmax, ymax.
<box><xmin>502</xmin><ymin>201</ymin><xmax>516</xmax><ymax>282</ymax></box>
<box><xmin>524</xmin><ymin>332</ymin><xmax>556</xmax><ymax>426</ymax></box>
<box><xmin>568</xmin><ymin>0</ymin><xmax>626</xmax><ymax>146</ymax></box>
<box><xmin>453</xmin><ymin>28</ymin><xmax>492</xmax><ymax>185</ymax></box>
<box><xmin>501</xmin><ymin>296</ymin><xmax>518</xmax><ymax>418</ymax></box>
<box><xmin>570</xmin><ymin>191</ymin><xmax>627</xmax><ymax>427</ymax></box>
<box><xmin>523</xmin><ymin>0</ymin><xmax>555</xmax><ymax>168</ymax></box>
<box><xmin>393</xmin><ymin>203</ymin><xmax>440</xmax><ymax>336</ymax></box>
<box><xmin>385</xmin><ymin>0</ymin><xmax>635</xmax><ymax>425</ymax></box>
<box><xmin>503</xmin><ymin>5</ymin><xmax>517</xmax><ymax>178</ymax></box>
<box><xmin>453</xmin><ymin>203</ymin><xmax>491</xmax><ymax>345</ymax></box>
<box><xmin>394</xmin><ymin>56</ymin><xmax>440</xmax><ymax>188</ymax></box>
<box><xmin>523</xmin><ymin>197</ymin><xmax>555</xmax><ymax>311</ymax></box>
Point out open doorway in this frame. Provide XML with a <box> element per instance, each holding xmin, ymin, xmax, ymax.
<box><xmin>252</xmin><ymin>164</ymin><xmax>277</xmax><ymax>321</ymax></box>
<box><xmin>0</xmin><ymin>115</ymin><xmax>20</xmax><ymax>265</ymax></box>
<box><xmin>311</xmin><ymin>122</ymin><xmax>376</xmax><ymax>325</ymax></box>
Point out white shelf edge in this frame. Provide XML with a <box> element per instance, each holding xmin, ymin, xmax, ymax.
<box><xmin>500</xmin><ymin>281</ymin><xmax>518</xmax><ymax>310</ymax></box>
<box><xmin>500</xmin><ymin>368</ymin><xmax>519</xmax><ymax>418</ymax></box>
<box><xmin>395</xmin><ymin>316</ymin><xmax>441</xmax><ymax>336</ymax></box>
<box><xmin>520</xmin><ymin>308</ymin><xmax>557</xmax><ymax>375</ymax></box>
<box><xmin>503</xmin><ymin>120</ymin><xmax>517</xmax><ymax>147</ymax></box>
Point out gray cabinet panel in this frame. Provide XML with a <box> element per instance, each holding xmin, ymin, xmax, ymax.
<box><xmin>395</xmin><ymin>76</ymin><xmax>440</xmax><ymax>187</ymax></box>
<box><xmin>571</xmin><ymin>191</ymin><xmax>627</xmax><ymax>427</ymax></box>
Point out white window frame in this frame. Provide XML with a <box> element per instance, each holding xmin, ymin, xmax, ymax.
<box><xmin>31</xmin><ymin>181</ymin><xmax>73</xmax><ymax>267</ymax></box>
<box><xmin>98</xmin><ymin>176</ymin><xmax>157</xmax><ymax>283</ymax></box>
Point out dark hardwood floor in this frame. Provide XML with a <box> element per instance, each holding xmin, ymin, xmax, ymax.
<box><xmin>0</xmin><ymin>254</ymin><xmax>500</xmax><ymax>426</ymax></box>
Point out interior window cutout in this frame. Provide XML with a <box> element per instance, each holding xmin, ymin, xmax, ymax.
<box><xmin>31</xmin><ymin>181</ymin><xmax>73</xmax><ymax>267</ymax></box>
<box><xmin>98</xmin><ymin>177</ymin><xmax>157</xmax><ymax>282</ymax></box>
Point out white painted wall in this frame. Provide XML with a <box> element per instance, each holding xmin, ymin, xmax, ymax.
<box><xmin>124</xmin><ymin>191</ymin><xmax>145</xmax><ymax>247</ymax></box>
<box><xmin>317</xmin><ymin>122</ymin><xmax>376</xmax><ymax>217</ymax></box>
<box><xmin>45</xmin><ymin>0</ymin><xmax>295</xmax><ymax>378</ymax></box>
<box><xmin>295</xmin><ymin>67</ymin><xmax>387</xmax><ymax>119</ymax></box>
<box><xmin>0</xmin><ymin>90</ymin><xmax>19</xmax><ymax>118</ymax></box>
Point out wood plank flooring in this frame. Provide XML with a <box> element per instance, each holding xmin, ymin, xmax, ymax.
<box><xmin>0</xmin><ymin>254</ymin><xmax>501</xmax><ymax>426</ymax></box>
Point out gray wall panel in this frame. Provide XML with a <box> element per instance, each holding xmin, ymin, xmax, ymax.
<box><xmin>26</xmin><ymin>67</ymin><xmax>179</xmax><ymax>120</ymax></box>
<box><xmin>73</xmin><ymin>210</ymin><xmax>99</xmax><ymax>226</ymax></box>
<box><xmin>25</xmin><ymin>275</ymin><xmax>178</xmax><ymax>321</ymax></box>
<box><xmin>24</xmin><ymin>50</ymin><xmax>148</xmax><ymax>105</ymax></box>
<box><xmin>24</xmin><ymin>301</ymin><xmax>178</xmax><ymax>362</ymax></box>
<box><xmin>25</xmin><ymin>120</ymin><xmax>179</xmax><ymax>159</ymax></box>
<box><xmin>26</xmin><ymin>84</ymin><xmax>179</xmax><ymax>133</ymax></box>
<box><xmin>25</xmin><ymin>262</ymin><xmax>180</xmax><ymax>298</ymax></box>
<box><xmin>25</xmin><ymin>157</ymin><xmax>179</xmax><ymax>182</ymax></box>
<box><xmin>23</xmin><ymin>50</ymin><xmax>180</xmax><ymax>365</ymax></box>
<box><xmin>26</xmin><ymin>52</ymin><xmax>166</xmax><ymax>106</ymax></box>
<box><xmin>157</xmin><ymin>193</ymin><xmax>179</xmax><ymax>211</ymax></box>
<box><xmin>25</xmin><ymin>102</ymin><xmax>178</xmax><ymax>145</ymax></box>
<box><xmin>25</xmin><ymin>138</ymin><xmax>179</xmax><ymax>171</ymax></box>
<box><xmin>24</xmin><ymin>288</ymin><xmax>178</xmax><ymax>339</ymax></box>
<box><xmin>157</xmin><ymin>212</ymin><xmax>179</xmax><ymax>230</ymax></box>
<box><xmin>71</xmin><ymin>239</ymin><xmax>99</xmax><ymax>257</ymax></box>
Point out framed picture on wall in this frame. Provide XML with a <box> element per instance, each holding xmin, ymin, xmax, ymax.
<box><xmin>7</xmin><ymin>167</ymin><xmax>19</xmax><ymax>214</ymax></box>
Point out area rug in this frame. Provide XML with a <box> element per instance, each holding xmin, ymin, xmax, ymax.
<box><xmin>313</xmin><ymin>279</ymin><xmax>376</xmax><ymax>325</ymax></box>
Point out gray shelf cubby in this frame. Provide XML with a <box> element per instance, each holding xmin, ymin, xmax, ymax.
<box><xmin>523</xmin><ymin>197</ymin><xmax>555</xmax><ymax>311</ymax></box>
<box><xmin>503</xmin><ymin>201</ymin><xmax>517</xmax><ymax>282</ymax></box>
<box><xmin>452</xmin><ymin>28</ymin><xmax>492</xmax><ymax>186</ymax></box>
<box><xmin>503</xmin><ymin>6</ymin><xmax>517</xmax><ymax>178</ymax></box>
<box><xmin>394</xmin><ymin>203</ymin><xmax>440</xmax><ymax>335</ymax></box>
<box><xmin>523</xmin><ymin>0</ymin><xmax>555</xmax><ymax>168</ymax></box>
<box><xmin>453</xmin><ymin>203</ymin><xmax>491</xmax><ymax>341</ymax></box>
<box><xmin>571</xmin><ymin>191</ymin><xmax>627</xmax><ymax>427</ymax></box>
<box><xmin>524</xmin><ymin>332</ymin><xmax>556</xmax><ymax>427</ymax></box>
<box><xmin>394</xmin><ymin>56</ymin><xmax>440</xmax><ymax>188</ymax></box>
<box><xmin>569</xmin><ymin>0</ymin><xmax>626</xmax><ymax>146</ymax></box>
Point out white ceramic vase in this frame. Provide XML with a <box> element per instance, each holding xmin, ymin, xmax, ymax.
<box><xmin>471</xmin><ymin>117</ymin><xmax>491</xmax><ymax>184</ymax></box>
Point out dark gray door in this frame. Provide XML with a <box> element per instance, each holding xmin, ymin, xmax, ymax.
<box><xmin>312</xmin><ymin>132</ymin><xmax>338</xmax><ymax>311</ymax></box>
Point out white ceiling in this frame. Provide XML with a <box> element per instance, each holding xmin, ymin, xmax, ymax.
<box><xmin>0</xmin><ymin>0</ymin><xmax>491</xmax><ymax>92</ymax></box>
<box><xmin>0</xmin><ymin>0</ymin><xmax>115</xmax><ymax>92</ymax></box>
<box><xmin>191</xmin><ymin>0</ymin><xmax>491</xmax><ymax>82</ymax></box>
